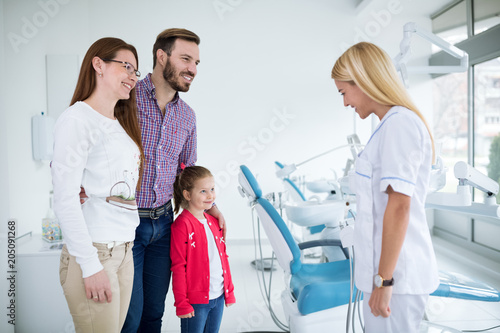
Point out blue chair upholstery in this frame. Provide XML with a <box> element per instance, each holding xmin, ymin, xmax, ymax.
<box><xmin>291</xmin><ymin>260</ymin><xmax>353</xmax><ymax>315</ymax></box>
<box><xmin>240</xmin><ymin>165</ymin><xmax>262</xmax><ymax>199</ymax></box>
<box><xmin>275</xmin><ymin>161</ymin><xmax>307</xmax><ymax>202</ymax></box>
<box><xmin>240</xmin><ymin>165</ymin><xmax>353</xmax><ymax>315</ymax></box>
<box><xmin>274</xmin><ymin>161</ymin><xmax>285</xmax><ymax>169</ymax></box>
<box><xmin>284</xmin><ymin>178</ymin><xmax>306</xmax><ymax>201</ymax></box>
<box><xmin>431</xmin><ymin>271</ymin><xmax>500</xmax><ymax>302</ymax></box>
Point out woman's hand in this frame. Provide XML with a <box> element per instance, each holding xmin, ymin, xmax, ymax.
<box><xmin>79</xmin><ymin>186</ymin><xmax>88</xmax><ymax>204</ymax></box>
<box><xmin>178</xmin><ymin>311</ymin><xmax>195</xmax><ymax>318</ymax></box>
<box><xmin>369</xmin><ymin>286</ymin><xmax>392</xmax><ymax>317</ymax></box>
<box><xmin>83</xmin><ymin>269</ymin><xmax>112</xmax><ymax>303</ymax></box>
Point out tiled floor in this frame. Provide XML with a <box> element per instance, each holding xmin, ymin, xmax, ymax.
<box><xmin>161</xmin><ymin>236</ymin><xmax>500</xmax><ymax>332</ymax></box>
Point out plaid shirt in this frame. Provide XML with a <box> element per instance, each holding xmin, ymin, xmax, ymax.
<box><xmin>136</xmin><ymin>74</ymin><xmax>197</xmax><ymax>208</ymax></box>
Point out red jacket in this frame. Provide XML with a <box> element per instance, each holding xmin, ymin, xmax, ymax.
<box><xmin>170</xmin><ymin>210</ymin><xmax>236</xmax><ymax>316</ymax></box>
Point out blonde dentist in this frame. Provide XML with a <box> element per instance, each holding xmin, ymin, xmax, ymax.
<box><xmin>331</xmin><ymin>42</ymin><xmax>439</xmax><ymax>333</ymax></box>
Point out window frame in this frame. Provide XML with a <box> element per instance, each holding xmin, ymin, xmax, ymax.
<box><xmin>429</xmin><ymin>0</ymin><xmax>500</xmax><ymax>262</ymax></box>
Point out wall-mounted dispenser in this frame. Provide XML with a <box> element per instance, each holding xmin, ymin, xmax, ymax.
<box><xmin>31</xmin><ymin>112</ymin><xmax>55</xmax><ymax>161</ymax></box>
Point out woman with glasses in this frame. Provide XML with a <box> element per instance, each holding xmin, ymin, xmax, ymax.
<box><xmin>51</xmin><ymin>37</ymin><xmax>144</xmax><ymax>332</ymax></box>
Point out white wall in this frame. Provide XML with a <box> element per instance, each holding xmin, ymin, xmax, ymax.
<box><xmin>0</xmin><ymin>0</ymin><xmax>9</xmax><ymax>227</ymax></box>
<box><xmin>2</xmin><ymin>0</ymin><xmax>444</xmax><ymax>240</ymax></box>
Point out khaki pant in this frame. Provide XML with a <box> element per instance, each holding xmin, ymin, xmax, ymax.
<box><xmin>59</xmin><ymin>242</ymin><xmax>134</xmax><ymax>333</ymax></box>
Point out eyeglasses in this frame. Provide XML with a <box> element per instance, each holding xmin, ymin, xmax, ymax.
<box><xmin>101</xmin><ymin>58</ymin><xmax>141</xmax><ymax>78</ymax></box>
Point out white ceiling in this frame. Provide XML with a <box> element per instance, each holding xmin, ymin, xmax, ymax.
<box><xmin>356</xmin><ymin>0</ymin><xmax>455</xmax><ymax>17</ymax></box>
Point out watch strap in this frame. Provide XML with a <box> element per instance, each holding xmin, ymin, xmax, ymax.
<box><xmin>382</xmin><ymin>277</ymin><xmax>394</xmax><ymax>287</ymax></box>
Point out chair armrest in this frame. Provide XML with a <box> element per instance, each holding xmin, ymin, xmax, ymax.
<box><xmin>298</xmin><ymin>240</ymin><xmax>349</xmax><ymax>259</ymax></box>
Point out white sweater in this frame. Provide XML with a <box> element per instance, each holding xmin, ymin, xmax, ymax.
<box><xmin>52</xmin><ymin>102</ymin><xmax>140</xmax><ymax>278</ymax></box>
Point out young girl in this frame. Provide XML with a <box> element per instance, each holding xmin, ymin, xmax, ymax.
<box><xmin>171</xmin><ymin>165</ymin><xmax>235</xmax><ymax>333</ymax></box>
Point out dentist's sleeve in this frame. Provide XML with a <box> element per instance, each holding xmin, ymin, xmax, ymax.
<box><xmin>378</xmin><ymin>115</ymin><xmax>426</xmax><ymax>196</ymax></box>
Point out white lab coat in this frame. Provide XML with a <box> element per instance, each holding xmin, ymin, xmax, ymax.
<box><xmin>351</xmin><ymin>106</ymin><xmax>440</xmax><ymax>295</ymax></box>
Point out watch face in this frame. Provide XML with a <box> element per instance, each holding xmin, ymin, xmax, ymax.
<box><xmin>374</xmin><ymin>274</ymin><xmax>383</xmax><ymax>288</ymax></box>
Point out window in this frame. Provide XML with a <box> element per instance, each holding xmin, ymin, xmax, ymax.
<box><xmin>474</xmin><ymin>57</ymin><xmax>500</xmax><ymax>202</ymax></box>
<box><xmin>431</xmin><ymin>0</ymin><xmax>467</xmax><ymax>53</ymax></box>
<box><xmin>433</xmin><ymin>72</ymin><xmax>468</xmax><ymax>193</ymax></box>
<box><xmin>473</xmin><ymin>0</ymin><xmax>500</xmax><ymax>34</ymax></box>
<box><xmin>430</xmin><ymin>0</ymin><xmax>500</xmax><ymax>261</ymax></box>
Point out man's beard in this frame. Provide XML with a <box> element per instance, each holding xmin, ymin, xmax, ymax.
<box><xmin>162</xmin><ymin>58</ymin><xmax>191</xmax><ymax>92</ymax></box>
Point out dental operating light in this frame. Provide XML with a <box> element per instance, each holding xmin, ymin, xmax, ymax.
<box><xmin>393</xmin><ymin>22</ymin><xmax>469</xmax><ymax>87</ymax></box>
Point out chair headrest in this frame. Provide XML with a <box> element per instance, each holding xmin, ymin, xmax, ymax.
<box><xmin>238</xmin><ymin>165</ymin><xmax>262</xmax><ymax>200</ymax></box>
<box><xmin>284</xmin><ymin>178</ymin><xmax>306</xmax><ymax>201</ymax></box>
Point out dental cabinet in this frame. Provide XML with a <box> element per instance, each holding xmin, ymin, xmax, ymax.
<box><xmin>16</xmin><ymin>234</ymin><xmax>72</xmax><ymax>333</ymax></box>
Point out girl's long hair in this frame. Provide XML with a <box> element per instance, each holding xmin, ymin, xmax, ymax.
<box><xmin>173</xmin><ymin>166</ymin><xmax>212</xmax><ymax>214</ymax></box>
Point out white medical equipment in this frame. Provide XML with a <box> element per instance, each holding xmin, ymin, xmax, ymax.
<box><xmin>239</xmin><ymin>165</ymin><xmax>500</xmax><ymax>333</ymax></box>
<box><xmin>276</xmin><ymin>134</ymin><xmax>363</xmax><ymax>180</ymax></box>
<box><xmin>426</xmin><ymin>161</ymin><xmax>500</xmax><ymax>218</ymax></box>
<box><xmin>275</xmin><ymin>161</ymin><xmax>343</xmax><ymax>203</ymax></box>
<box><xmin>273</xmin><ymin>135</ymin><xmax>363</xmax><ymax>263</ymax></box>
<box><xmin>239</xmin><ymin>165</ymin><xmax>354</xmax><ymax>333</ymax></box>
<box><xmin>31</xmin><ymin>112</ymin><xmax>55</xmax><ymax>161</ymax></box>
<box><xmin>393</xmin><ymin>22</ymin><xmax>469</xmax><ymax>87</ymax></box>
<box><xmin>274</xmin><ymin>164</ymin><xmax>347</xmax><ymax>263</ymax></box>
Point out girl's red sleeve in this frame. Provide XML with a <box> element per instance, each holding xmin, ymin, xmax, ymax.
<box><xmin>170</xmin><ymin>217</ymin><xmax>194</xmax><ymax>316</ymax></box>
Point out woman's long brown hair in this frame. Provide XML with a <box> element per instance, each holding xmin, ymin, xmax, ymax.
<box><xmin>70</xmin><ymin>37</ymin><xmax>145</xmax><ymax>188</ymax></box>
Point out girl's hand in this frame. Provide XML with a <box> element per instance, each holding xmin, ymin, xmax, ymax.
<box><xmin>226</xmin><ymin>303</ymin><xmax>235</xmax><ymax>307</ymax></box>
<box><xmin>178</xmin><ymin>311</ymin><xmax>195</xmax><ymax>318</ymax></box>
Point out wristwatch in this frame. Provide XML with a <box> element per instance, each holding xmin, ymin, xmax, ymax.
<box><xmin>374</xmin><ymin>274</ymin><xmax>394</xmax><ymax>288</ymax></box>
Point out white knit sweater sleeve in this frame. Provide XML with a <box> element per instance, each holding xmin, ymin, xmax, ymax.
<box><xmin>51</xmin><ymin>109</ymin><xmax>103</xmax><ymax>278</ymax></box>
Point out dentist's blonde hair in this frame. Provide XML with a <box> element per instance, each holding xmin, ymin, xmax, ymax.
<box><xmin>331</xmin><ymin>42</ymin><xmax>435</xmax><ymax>163</ymax></box>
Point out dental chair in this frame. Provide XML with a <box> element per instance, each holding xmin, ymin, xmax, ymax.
<box><xmin>275</xmin><ymin>161</ymin><xmax>324</xmax><ymax>236</ymax></box>
<box><xmin>239</xmin><ymin>165</ymin><xmax>355</xmax><ymax>332</ymax></box>
<box><xmin>275</xmin><ymin>161</ymin><xmax>308</xmax><ymax>203</ymax></box>
<box><xmin>275</xmin><ymin>161</ymin><xmax>347</xmax><ymax>262</ymax></box>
